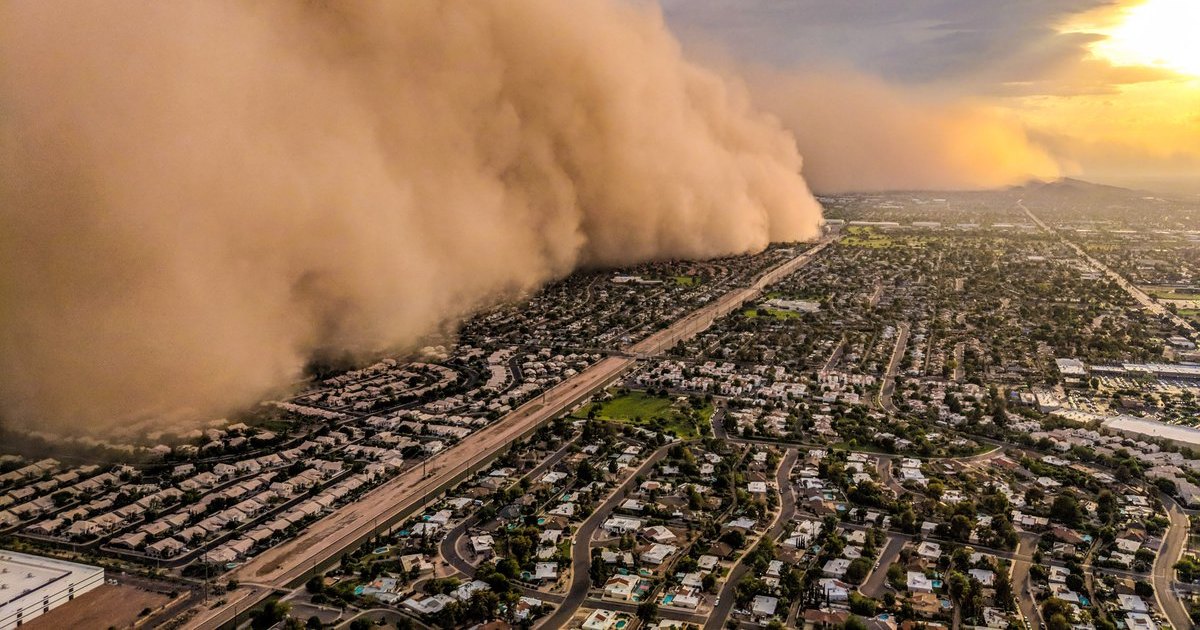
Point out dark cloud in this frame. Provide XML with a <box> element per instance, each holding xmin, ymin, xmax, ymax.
<box><xmin>660</xmin><ymin>0</ymin><xmax>1165</xmax><ymax>95</ymax></box>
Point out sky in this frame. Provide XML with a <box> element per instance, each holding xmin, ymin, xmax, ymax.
<box><xmin>661</xmin><ymin>0</ymin><xmax>1200</xmax><ymax>194</ymax></box>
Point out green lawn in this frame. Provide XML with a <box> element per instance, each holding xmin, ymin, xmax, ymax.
<box><xmin>840</xmin><ymin>227</ymin><xmax>932</xmax><ymax>249</ymax></box>
<box><xmin>573</xmin><ymin>390</ymin><xmax>711</xmax><ymax>439</ymax></box>
<box><xmin>1148</xmin><ymin>289</ymin><xmax>1200</xmax><ymax>301</ymax></box>
<box><xmin>743</xmin><ymin>307</ymin><xmax>801</xmax><ymax>320</ymax></box>
<box><xmin>673</xmin><ymin>275</ymin><xmax>699</xmax><ymax>286</ymax></box>
<box><xmin>1180</xmin><ymin>309</ymin><xmax>1200</xmax><ymax>324</ymax></box>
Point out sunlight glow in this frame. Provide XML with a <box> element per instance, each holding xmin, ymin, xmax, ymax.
<box><xmin>1088</xmin><ymin>0</ymin><xmax>1200</xmax><ymax>77</ymax></box>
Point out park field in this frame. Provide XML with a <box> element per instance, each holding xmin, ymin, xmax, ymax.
<box><xmin>743</xmin><ymin>308</ymin><xmax>801</xmax><ymax>320</ymax></box>
<box><xmin>573</xmin><ymin>389</ymin><xmax>712</xmax><ymax>439</ymax></box>
<box><xmin>1147</xmin><ymin>288</ymin><xmax>1200</xmax><ymax>301</ymax></box>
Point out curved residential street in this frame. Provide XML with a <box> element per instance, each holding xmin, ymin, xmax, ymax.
<box><xmin>438</xmin><ymin>435</ymin><xmax>582</xmax><ymax>602</ymax></box>
<box><xmin>878</xmin><ymin>322</ymin><xmax>910</xmax><ymax>413</ymax></box>
<box><xmin>1011</xmin><ymin>533</ymin><xmax>1041</xmax><ymax>630</ymax></box>
<box><xmin>860</xmin><ymin>535</ymin><xmax>906</xmax><ymax>599</ymax></box>
<box><xmin>1152</xmin><ymin>495</ymin><xmax>1192</xmax><ymax>630</ymax></box>
<box><xmin>182</xmin><ymin>240</ymin><xmax>836</xmax><ymax>630</ymax></box>
<box><xmin>534</xmin><ymin>445</ymin><xmax>673</xmax><ymax>629</ymax></box>
<box><xmin>704</xmin><ymin>448</ymin><xmax>798</xmax><ymax>630</ymax></box>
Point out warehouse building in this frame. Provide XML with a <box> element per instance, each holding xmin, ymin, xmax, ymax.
<box><xmin>0</xmin><ymin>551</ymin><xmax>104</xmax><ymax>629</ymax></box>
<box><xmin>1103</xmin><ymin>415</ymin><xmax>1200</xmax><ymax>451</ymax></box>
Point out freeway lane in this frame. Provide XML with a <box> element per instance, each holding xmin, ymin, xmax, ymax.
<box><xmin>182</xmin><ymin>237</ymin><xmax>836</xmax><ymax>629</ymax></box>
<box><xmin>185</xmin><ymin>357</ymin><xmax>631</xmax><ymax>629</ymax></box>
<box><xmin>1020</xmin><ymin>201</ymin><xmax>1195</xmax><ymax>333</ymax></box>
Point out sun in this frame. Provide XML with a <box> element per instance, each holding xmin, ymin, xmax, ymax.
<box><xmin>1086</xmin><ymin>0</ymin><xmax>1200</xmax><ymax>77</ymax></box>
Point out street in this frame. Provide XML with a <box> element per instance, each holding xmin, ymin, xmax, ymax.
<box><xmin>704</xmin><ymin>448</ymin><xmax>799</xmax><ymax>630</ymax></box>
<box><xmin>1152</xmin><ymin>495</ymin><xmax>1193</xmax><ymax>630</ymax></box>
<box><xmin>182</xmin><ymin>238</ymin><xmax>837</xmax><ymax>630</ymax></box>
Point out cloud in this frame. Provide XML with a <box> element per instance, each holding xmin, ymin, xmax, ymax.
<box><xmin>661</xmin><ymin>0</ymin><xmax>1118</xmax><ymax>86</ymax></box>
<box><xmin>740</xmin><ymin>67</ymin><xmax>1062</xmax><ymax>192</ymax></box>
<box><xmin>662</xmin><ymin>0</ymin><xmax>1178</xmax><ymax>97</ymax></box>
<box><xmin>1029</xmin><ymin>130</ymin><xmax>1200</xmax><ymax>194</ymax></box>
<box><xmin>0</xmin><ymin>1</ymin><xmax>821</xmax><ymax>433</ymax></box>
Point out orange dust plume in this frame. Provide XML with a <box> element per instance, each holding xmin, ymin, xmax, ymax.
<box><xmin>0</xmin><ymin>1</ymin><xmax>823</xmax><ymax>432</ymax></box>
<box><xmin>744</xmin><ymin>68</ymin><xmax>1062</xmax><ymax>192</ymax></box>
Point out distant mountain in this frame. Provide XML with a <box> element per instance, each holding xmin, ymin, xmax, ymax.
<box><xmin>1011</xmin><ymin>177</ymin><xmax>1133</xmax><ymax>194</ymax></box>
<box><xmin>1007</xmin><ymin>177</ymin><xmax>1173</xmax><ymax>204</ymax></box>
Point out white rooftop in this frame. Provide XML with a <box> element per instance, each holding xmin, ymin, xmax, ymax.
<box><xmin>1103</xmin><ymin>415</ymin><xmax>1200</xmax><ymax>448</ymax></box>
<box><xmin>0</xmin><ymin>551</ymin><xmax>104</xmax><ymax>627</ymax></box>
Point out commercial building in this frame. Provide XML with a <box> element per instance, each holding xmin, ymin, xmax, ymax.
<box><xmin>1103</xmin><ymin>415</ymin><xmax>1200</xmax><ymax>450</ymax></box>
<box><xmin>0</xmin><ymin>551</ymin><xmax>104</xmax><ymax>629</ymax></box>
<box><xmin>1091</xmin><ymin>362</ymin><xmax>1200</xmax><ymax>381</ymax></box>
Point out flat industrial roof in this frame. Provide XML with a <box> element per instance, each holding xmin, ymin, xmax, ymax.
<box><xmin>1103</xmin><ymin>415</ymin><xmax>1200</xmax><ymax>447</ymax></box>
<box><xmin>0</xmin><ymin>551</ymin><xmax>103</xmax><ymax>618</ymax></box>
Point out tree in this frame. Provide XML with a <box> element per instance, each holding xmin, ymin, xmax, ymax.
<box><xmin>1042</xmin><ymin>599</ymin><xmax>1073</xmax><ymax>630</ymax></box>
<box><xmin>781</xmin><ymin>567</ymin><xmax>803</xmax><ymax>599</ymax></box>
<box><xmin>1050</xmin><ymin>495</ymin><xmax>1082</xmax><ymax>526</ymax></box>
<box><xmin>993</xmin><ymin>569</ymin><xmax>1014</xmax><ymax>611</ymax></box>
<box><xmin>467</xmin><ymin>590</ymin><xmax>500</xmax><ymax>622</ymax></box>
<box><xmin>251</xmin><ymin>600</ymin><xmax>290</xmax><ymax>630</ymax></box>
<box><xmin>848</xmin><ymin>592</ymin><xmax>876</xmax><ymax>616</ymax></box>
<box><xmin>948</xmin><ymin>514</ymin><xmax>973</xmax><ymax>542</ymax></box>
<box><xmin>720</xmin><ymin>529</ymin><xmax>747</xmax><ymax>549</ymax></box>
<box><xmin>576</xmin><ymin>460</ymin><xmax>596</xmax><ymax>483</ymax></box>
<box><xmin>305</xmin><ymin>575</ymin><xmax>324</xmax><ymax>594</ymax></box>
<box><xmin>843</xmin><ymin>616</ymin><xmax>868</xmax><ymax>630</ymax></box>
<box><xmin>1175</xmin><ymin>556</ymin><xmax>1200</xmax><ymax>583</ymax></box>
<box><xmin>886</xmin><ymin>563</ymin><xmax>905</xmax><ymax>590</ymax></box>
<box><xmin>844</xmin><ymin>558</ymin><xmax>872</xmax><ymax>585</ymax></box>
<box><xmin>637</xmin><ymin>601</ymin><xmax>659</xmax><ymax>623</ymax></box>
<box><xmin>496</xmin><ymin>557</ymin><xmax>520</xmax><ymax>579</ymax></box>
<box><xmin>349</xmin><ymin>620</ymin><xmax>372</xmax><ymax>630</ymax></box>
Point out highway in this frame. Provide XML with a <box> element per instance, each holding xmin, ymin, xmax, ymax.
<box><xmin>182</xmin><ymin>237</ymin><xmax>835</xmax><ymax>630</ymax></box>
<box><xmin>1020</xmin><ymin>201</ymin><xmax>1195</xmax><ymax>334</ymax></box>
<box><xmin>704</xmin><ymin>448</ymin><xmax>798</xmax><ymax>630</ymax></box>
<box><xmin>629</xmin><ymin>236</ymin><xmax>834</xmax><ymax>358</ymax></box>
<box><xmin>185</xmin><ymin>357</ymin><xmax>631</xmax><ymax>629</ymax></box>
<box><xmin>1152</xmin><ymin>495</ymin><xmax>1192</xmax><ymax>630</ymax></box>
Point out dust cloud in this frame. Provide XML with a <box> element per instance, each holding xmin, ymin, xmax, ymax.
<box><xmin>0</xmin><ymin>1</ymin><xmax>822</xmax><ymax>432</ymax></box>
<box><xmin>744</xmin><ymin>68</ymin><xmax>1063</xmax><ymax>192</ymax></box>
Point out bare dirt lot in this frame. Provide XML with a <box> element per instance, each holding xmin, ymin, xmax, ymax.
<box><xmin>24</xmin><ymin>583</ymin><xmax>173</xmax><ymax>630</ymax></box>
